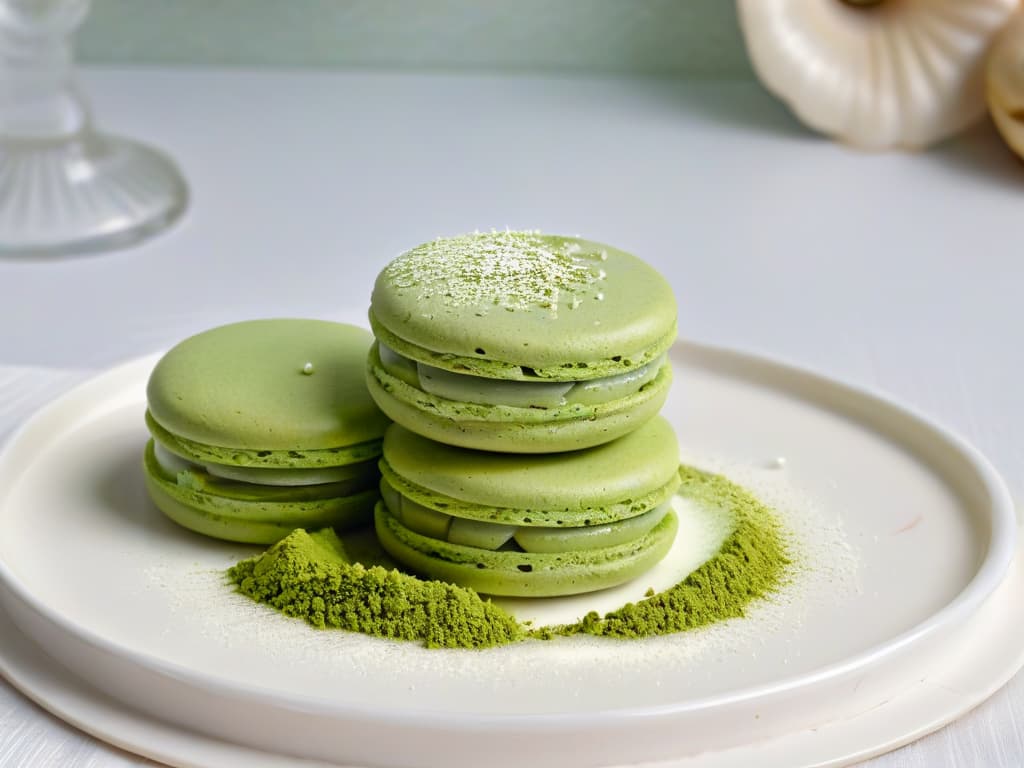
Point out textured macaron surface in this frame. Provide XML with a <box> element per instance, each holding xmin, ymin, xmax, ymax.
<box><xmin>147</xmin><ymin>319</ymin><xmax>390</xmax><ymax>452</ymax></box>
<box><xmin>375</xmin><ymin>502</ymin><xmax>679</xmax><ymax>597</ymax></box>
<box><xmin>381</xmin><ymin>416</ymin><xmax>680</xmax><ymax>517</ymax></box>
<box><xmin>143</xmin><ymin>441</ymin><xmax>381</xmax><ymax>544</ymax></box>
<box><xmin>369</xmin><ymin>231</ymin><xmax>677</xmax><ymax>381</ymax></box>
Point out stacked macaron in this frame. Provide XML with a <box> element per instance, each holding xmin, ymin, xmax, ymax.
<box><xmin>143</xmin><ymin>319</ymin><xmax>390</xmax><ymax>544</ymax></box>
<box><xmin>366</xmin><ymin>231</ymin><xmax>681</xmax><ymax>596</ymax></box>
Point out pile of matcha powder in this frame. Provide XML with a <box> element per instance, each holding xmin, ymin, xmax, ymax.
<box><xmin>227</xmin><ymin>466</ymin><xmax>792</xmax><ymax>649</ymax></box>
<box><xmin>228</xmin><ymin>528</ymin><xmax>525</xmax><ymax>649</ymax></box>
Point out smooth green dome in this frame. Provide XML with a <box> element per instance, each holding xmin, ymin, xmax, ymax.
<box><xmin>148</xmin><ymin>319</ymin><xmax>389</xmax><ymax>451</ymax></box>
<box><xmin>382</xmin><ymin>415</ymin><xmax>680</xmax><ymax>512</ymax></box>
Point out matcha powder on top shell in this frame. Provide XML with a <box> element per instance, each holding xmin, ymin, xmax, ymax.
<box><xmin>226</xmin><ymin>466</ymin><xmax>792</xmax><ymax>648</ymax></box>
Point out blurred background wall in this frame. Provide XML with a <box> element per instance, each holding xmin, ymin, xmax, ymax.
<box><xmin>80</xmin><ymin>0</ymin><xmax>753</xmax><ymax>76</ymax></box>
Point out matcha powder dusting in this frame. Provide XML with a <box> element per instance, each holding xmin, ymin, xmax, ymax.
<box><xmin>551</xmin><ymin>466</ymin><xmax>792</xmax><ymax>639</ymax></box>
<box><xmin>226</xmin><ymin>466</ymin><xmax>793</xmax><ymax>648</ymax></box>
<box><xmin>227</xmin><ymin>529</ymin><xmax>525</xmax><ymax>649</ymax></box>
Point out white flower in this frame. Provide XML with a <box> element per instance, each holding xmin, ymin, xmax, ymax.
<box><xmin>987</xmin><ymin>11</ymin><xmax>1024</xmax><ymax>159</ymax></box>
<box><xmin>738</xmin><ymin>0</ymin><xmax>1017</xmax><ymax>150</ymax></box>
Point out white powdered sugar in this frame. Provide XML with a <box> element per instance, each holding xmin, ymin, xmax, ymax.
<box><xmin>384</xmin><ymin>230</ymin><xmax>606</xmax><ymax>315</ymax></box>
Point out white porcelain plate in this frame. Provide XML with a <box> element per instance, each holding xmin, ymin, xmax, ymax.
<box><xmin>0</xmin><ymin>341</ymin><xmax>1017</xmax><ymax>768</ymax></box>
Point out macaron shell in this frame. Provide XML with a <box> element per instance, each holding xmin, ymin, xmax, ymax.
<box><xmin>370</xmin><ymin>233</ymin><xmax>678</xmax><ymax>380</ymax></box>
<box><xmin>147</xmin><ymin>411</ymin><xmax>382</xmax><ymax>470</ymax></box>
<box><xmin>143</xmin><ymin>442</ymin><xmax>378</xmax><ymax>544</ymax></box>
<box><xmin>381</xmin><ymin>416</ymin><xmax>680</xmax><ymax>511</ymax></box>
<box><xmin>147</xmin><ymin>319</ymin><xmax>390</xmax><ymax>451</ymax></box>
<box><xmin>379</xmin><ymin>462</ymin><xmax>680</xmax><ymax>527</ymax></box>
<box><xmin>146</xmin><ymin>481</ymin><xmax>368</xmax><ymax>545</ymax></box>
<box><xmin>375</xmin><ymin>503</ymin><xmax>679</xmax><ymax>597</ymax></box>
<box><xmin>367</xmin><ymin>351</ymin><xmax>672</xmax><ymax>454</ymax></box>
<box><xmin>369</xmin><ymin>311</ymin><xmax>676</xmax><ymax>383</ymax></box>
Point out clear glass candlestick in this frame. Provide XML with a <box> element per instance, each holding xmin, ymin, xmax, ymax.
<box><xmin>0</xmin><ymin>0</ymin><xmax>187</xmax><ymax>256</ymax></box>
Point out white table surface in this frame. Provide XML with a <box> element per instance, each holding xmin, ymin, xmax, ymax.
<box><xmin>1</xmin><ymin>67</ymin><xmax>1022</xmax><ymax>768</ymax></box>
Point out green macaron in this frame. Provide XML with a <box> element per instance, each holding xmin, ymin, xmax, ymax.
<box><xmin>366</xmin><ymin>231</ymin><xmax>677</xmax><ymax>453</ymax></box>
<box><xmin>374</xmin><ymin>416</ymin><xmax>681</xmax><ymax>597</ymax></box>
<box><xmin>143</xmin><ymin>319</ymin><xmax>391</xmax><ymax>544</ymax></box>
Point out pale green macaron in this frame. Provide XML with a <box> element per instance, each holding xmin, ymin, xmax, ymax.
<box><xmin>143</xmin><ymin>319</ymin><xmax>390</xmax><ymax>544</ymax></box>
<box><xmin>375</xmin><ymin>416</ymin><xmax>681</xmax><ymax>597</ymax></box>
<box><xmin>366</xmin><ymin>231</ymin><xmax>677</xmax><ymax>453</ymax></box>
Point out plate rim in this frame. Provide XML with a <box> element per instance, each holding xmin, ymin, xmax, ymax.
<box><xmin>0</xmin><ymin>339</ymin><xmax>1016</xmax><ymax>727</ymax></box>
<box><xmin>4</xmin><ymin>540</ymin><xmax>1023</xmax><ymax>768</ymax></box>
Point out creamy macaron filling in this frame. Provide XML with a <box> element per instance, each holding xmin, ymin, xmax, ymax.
<box><xmin>152</xmin><ymin>440</ymin><xmax>375</xmax><ymax>488</ymax></box>
<box><xmin>379</xmin><ymin>476</ymin><xmax>672</xmax><ymax>555</ymax></box>
<box><xmin>378</xmin><ymin>343</ymin><xmax>666</xmax><ymax>409</ymax></box>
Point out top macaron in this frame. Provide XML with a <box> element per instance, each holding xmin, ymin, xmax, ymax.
<box><xmin>366</xmin><ymin>231</ymin><xmax>677</xmax><ymax>452</ymax></box>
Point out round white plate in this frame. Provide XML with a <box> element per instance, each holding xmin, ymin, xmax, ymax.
<box><xmin>0</xmin><ymin>341</ymin><xmax>1016</xmax><ymax>767</ymax></box>
<box><xmin>3</xmin><ymin>534</ymin><xmax>1022</xmax><ymax>768</ymax></box>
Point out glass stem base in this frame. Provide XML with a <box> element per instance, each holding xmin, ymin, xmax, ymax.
<box><xmin>0</xmin><ymin>131</ymin><xmax>187</xmax><ymax>257</ymax></box>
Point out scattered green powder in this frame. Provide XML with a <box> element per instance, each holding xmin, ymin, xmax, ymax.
<box><xmin>226</xmin><ymin>466</ymin><xmax>792</xmax><ymax>648</ymax></box>
<box><xmin>544</xmin><ymin>465</ymin><xmax>791</xmax><ymax>639</ymax></box>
